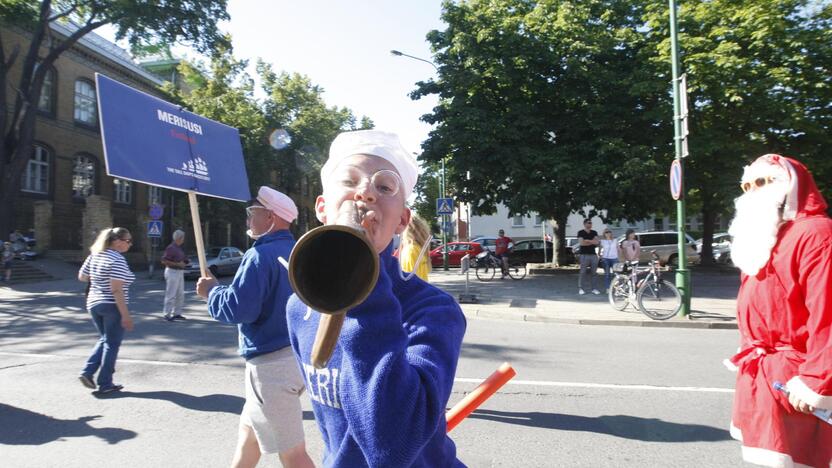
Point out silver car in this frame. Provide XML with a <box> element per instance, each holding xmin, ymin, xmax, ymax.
<box><xmin>616</xmin><ymin>231</ymin><xmax>700</xmax><ymax>267</ymax></box>
<box><xmin>184</xmin><ymin>246</ymin><xmax>245</xmax><ymax>279</ymax></box>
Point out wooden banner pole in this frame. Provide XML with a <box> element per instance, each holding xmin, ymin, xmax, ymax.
<box><xmin>188</xmin><ymin>191</ymin><xmax>209</xmax><ymax>277</ymax></box>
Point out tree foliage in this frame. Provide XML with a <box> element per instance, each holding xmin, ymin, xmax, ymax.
<box><xmin>413</xmin><ymin>0</ymin><xmax>672</xmax><ymax>256</ymax></box>
<box><xmin>0</xmin><ymin>0</ymin><xmax>229</xmax><ymax>236</ymax></box>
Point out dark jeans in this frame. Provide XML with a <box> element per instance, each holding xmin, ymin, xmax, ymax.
<box><xmin>600</xmin><ymin>258</ymin><xmax>618</xmax><ymax>289</ymax></box>
<box><xmin>81</xmin><ymin>303</ymin><xmax>124</xmax><ymax>388</ymax></box>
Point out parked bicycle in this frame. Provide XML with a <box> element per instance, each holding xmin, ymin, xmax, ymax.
<box><xmin>608</xmin><ymin>250</ymin><xmax>681</xmax><ymax>320</ymax></box>
<box><xmin>473</xmin><ymin>250</ymin><xmax>526</xmax><ymax>281</ymax></box>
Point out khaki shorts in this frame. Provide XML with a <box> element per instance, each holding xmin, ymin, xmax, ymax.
<box><xmin>240</xmin><ymin>346</ymin><xmax>306</xmax><ymax>454</ymax></box>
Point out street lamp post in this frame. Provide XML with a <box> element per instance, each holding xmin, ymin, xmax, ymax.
<box><xmin>390</xmin><ymin>49</ymin><xmax>449</xmax><ymax>271</ymax></box>
<box><xmin>669</xmin><ymin>0</ymin><xmax>691</xmax><ymax>316</ymax></box>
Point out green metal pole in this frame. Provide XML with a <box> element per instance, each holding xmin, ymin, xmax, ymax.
<box><xmin>669</xmin><ymin>0</ymin><xmax>691</xmax><ymax>316</ymax></box>
<box><xmin>441</xmin><ymin>158</ymin><xmax>449</xmax><ymax>271</ymax></box>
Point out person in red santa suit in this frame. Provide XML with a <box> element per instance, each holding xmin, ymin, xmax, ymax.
<box><xmin>725</xmin><ymin>153</ymin><xmax>832</xmax><ymax>467</ymax></box>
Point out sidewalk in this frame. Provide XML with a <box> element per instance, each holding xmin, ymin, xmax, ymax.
<box><xmin>0</xmin><ymin>258</ymin><xmax>739</xmax><ymax>330</ymax></box>
<box><xmin>428</xmin><ymin>267</ymin><xmax>739</xmax><ymax>329</ymax></box>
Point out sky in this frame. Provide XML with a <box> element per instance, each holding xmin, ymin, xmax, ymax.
<box><xmin>106</xmin><ymin>1</ymin><xmax>447</xmax><ymax>156</ymax></box>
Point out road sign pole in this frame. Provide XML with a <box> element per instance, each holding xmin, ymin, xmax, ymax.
<box><xmin>669</xmin><ymin>0</ymin><xmax>691</xmax><ymax>316</ymax></box>
<box><xmin>441</xmin><ymin>158</ymin><xmax>449</xmax><ymax>271</ymax></box>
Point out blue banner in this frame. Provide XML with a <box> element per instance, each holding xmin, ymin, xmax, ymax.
<box><xmin>96</xmin><ymin>74</ymin><xmax>251</xmax><ymax>202</ymax></box>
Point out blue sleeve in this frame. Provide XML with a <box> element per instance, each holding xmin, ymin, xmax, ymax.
<box><xmin>206</xmin><ymin>250</ymin><xmax>269</xmax><ymax>324</ymax></box>
<box><xmin>338</xmin><ymin>269</ymin><xmax>466</xmax><ymax>466</ymax></box>
<box><xmin>80</xmin><ymin>255</ymin><xmax>91</xmax><ymax>276</ymax></box>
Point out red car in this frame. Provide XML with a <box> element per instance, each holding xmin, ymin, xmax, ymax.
<box><xmin>429</xmin><ymin>242</ymin><xmax>484</xmax><ymax>267</ymax></box>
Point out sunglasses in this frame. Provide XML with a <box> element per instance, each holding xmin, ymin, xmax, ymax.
<box><xmin>741</xmin><ymin>176</ymin><xmax>776</xmax><ymax>193</ymax></box>
<box><xmin>246</xmin><ymin>206</ymin><xmax>270</xmax><ymax>218</ymax></box>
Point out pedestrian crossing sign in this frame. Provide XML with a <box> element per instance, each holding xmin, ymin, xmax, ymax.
<box><xmin>147</xmin><ymin>220</ymin><xmax>163</xmax><ymax>238</ymax></box>
<box><xmin>436</xmin><ymin>198</ymin><xmax>454</xmax><ymax>215</ymax></box>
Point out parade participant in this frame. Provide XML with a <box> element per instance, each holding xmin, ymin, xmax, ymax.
<box><xmin>196</xmin><ymin>187</ymin><xmax>313</xmax><ymax>468</ymax></box>
<box><xmin>77</xmin><ymin>227</ymin><xmax>135</xmax><ymax>394</ymax></box>
<box><xmin>286</xmin><ymin>130</ymin><xmax>467</xmax><ymax>466</ymax></box>
<box><xmin>725</xmin><ymin>154</ymin><xmax>832</xmax><ymax>467</ymax></box>
<box><xmin>161</xmin><ymin>229</ymin><xmax>188</xmax><ymax>321</ymax></box>
<box><xmin>399</xmin><ymin>214</ymin><xmax>432</xmax><ymax>282</ymax></box>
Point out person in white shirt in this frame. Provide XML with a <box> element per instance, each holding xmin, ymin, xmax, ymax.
<box><xmin>599</xmin><ymin>229</ymin><xmax>620</xmax><ymax>291</ymax></box>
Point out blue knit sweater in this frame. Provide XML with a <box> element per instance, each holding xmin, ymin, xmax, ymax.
<box><xmin>287</xmin><ymin>244</ymin><xmax>467</xmax><ymax>467</ymax></box>
<box><xmin>207</xmin><ymin>230</ymin><xmax>295</xmax><ymax>359</ymax></box>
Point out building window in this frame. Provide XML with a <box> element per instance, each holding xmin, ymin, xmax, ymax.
<box><xmin>534</xmin><ymin>214</ymin><xmax>543</xmax><ymax>226</ymax></box>
<box><xmin>654</xmin><ymin>218</ymin><xmax>664</xmax><ymax>230</ymax></box>
<box><xmin>37</xmin><ymin>65</ymin><xmax>56</xmax><ymax>115</ymax></box>
<box><xmin>21</xmin><ymin>145</ymin><xmax>50</xmax><ymax>194</ymax></box>
<box><xmin>148</xmin><ymin>186</ymin><xmax>163</xmax><ymax>205</ymax></box>
<box><xmin>74</xmin><ymin>79</ymin><xmax>97</xmax><ymax>126</ymax></box>
<box><xmin>114</xmin><ymin>178</ymin><xmax>132</xmax><ymax>204</ymax></box>
<box><xmin>72</xmin><ymin>155</ymin><xmax>96</xmax><ymax>198</ymax></box>
<box><xmin>512</xmin><ymin>214</ymin><xmax>524</xmax><ymax>227</ymax></box>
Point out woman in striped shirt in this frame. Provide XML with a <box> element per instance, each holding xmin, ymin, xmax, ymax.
<box><xmin>77</xmin><ymin>227</ymin><xmax>135</xmax><ymax>394</ymax></box>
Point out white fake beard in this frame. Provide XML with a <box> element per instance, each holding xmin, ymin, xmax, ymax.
<box><xmin>728</xmin><ymin>185</ymin><xmax>785</xmax><ymax>276</ymax></box>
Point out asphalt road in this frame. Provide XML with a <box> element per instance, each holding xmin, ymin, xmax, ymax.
<box><xmin>0</xmin><ymin>277</ymin><xmax>745</xmax><ymax>467</ymax></box>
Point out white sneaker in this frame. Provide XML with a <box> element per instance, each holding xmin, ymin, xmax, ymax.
<box><xmin>578</xmin><ymin>288</ymin><xmax>586</xmax><ymax>295</ymax></box>
<box><xmin>592</xmin><ymin>289</ymin><xmax>601</xmax><ymax>295</ymax></box>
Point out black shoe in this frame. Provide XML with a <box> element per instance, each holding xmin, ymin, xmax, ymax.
<box><xmin>164</xmin><ymin>315</ymin><xmax>174</xmax><ymax>321</ymax></box>
<box><xmin>79</xmin><ymin>374</ymin><xmax>95</xmax><ymax>389</ymax></box>
<box><xmin>172</xmin><ymin>315</ymin><xmax>186</xmax><ymax>321</ymax></box>
<box><xmin>96</xmin><ymin>384</ymin><xmax>123</xmax><ymax>394</ymax></box>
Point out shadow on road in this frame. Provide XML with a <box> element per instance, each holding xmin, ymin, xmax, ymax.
<box><xmin>467</xmin><ymin>409</ymin><xmax>732</xmax><ymax>442</ymax></box>
<box><xmin>0</xmin><ymin>403</ymin><xmax>137</xmax><ymax>445</ymax></box>
<box><xmin>100</xmin><ymin>391</ymin><xmax>245</xmax><ymax>414</ymax></box>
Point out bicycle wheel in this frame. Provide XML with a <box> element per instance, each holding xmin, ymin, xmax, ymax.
<box><xmin>608</xmin><ymin>275</ymin><xmax>630</xmax><ymax>311</ymax></box>
<box><xmin>636</xmin><ymin>279</ymin><xmax>682</xmax><ymax>320</ymax></box>
<box><xmin>507</xmin><ymin>264</ymin><xmax>526</xmax><ymax>280</ymax></box>
<box><xmin>475</xmin><ymin>264</ymin><xmax>496</xmax><ymax>281</ymax></box>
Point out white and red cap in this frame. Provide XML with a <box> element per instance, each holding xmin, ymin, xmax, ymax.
<box><xmin>741</xmin><ymin>154</ymin><xmax>827</xmax><ymax>220</ymax></box>
<box><xmin>255</xmin><ymin>186</ymin><xmax>298</xmax><ymax>223</ymax></box>
<box><xmin>322</xmin><ymin>130</ymin><xmax>418</xmax><ymax>199</ymax></box>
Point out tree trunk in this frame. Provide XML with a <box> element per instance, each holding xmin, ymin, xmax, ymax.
<box><xmin>699</xmin><ymin>196</ymin><xmax>718</xmax><ymax>266</ymax></box>
<box><xmin>554</xmin><ymin>210</ymin><xmax>571</xmax><ymax>266</ymax></box>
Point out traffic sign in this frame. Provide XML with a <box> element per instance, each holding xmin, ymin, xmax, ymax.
<box><xmin>436</xmin><ymin>197</ymin><xmax>454</xmax><ymax>215</ymax></box>
<box><xmin>670</xmin><ymin>159</ymin><xmax>683</xmax><ymax>200</ymax></box>
<box><xmin>149</xmin><ymin>204</ymin><xmax>164</xmax><ymax>220</ymax></box>
<box><xmin>147</xmin><ymin>220</ymin><xmax>163</xmax><ymax>238</ymax></box>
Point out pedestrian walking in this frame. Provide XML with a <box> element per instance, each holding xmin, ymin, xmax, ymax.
<box><xmin>287</xmin><ymin>130</ymin><xmax>466</xmax><ymax>466</ymax></box>
<box><xmin>576</xmin><ymin>219</ymin><xmax>600</xmax><ymax>295</ymax></box>
<box><xmin>599</xmin><ymin>229</ymin><xmax>619</xmax><ymax>291</ymax></box>
<box><xmin>196</xmin><ymin>186</ymin><xmax>313</xmax><ymax>468</ymax></box>
<box><xmin>2</xmin><ymin>241</ymin><xmax>13</xmax><ymax>283</ymax></box>
<box><xmin>399</xmin><ymin>215</ymin><xmax>432</xmax><ymax>282</ymax></box>
<box><xmin>725</xmin><ymin>154</ymin><xmax>832</xmax><ymax>467</ymax></box>
<box><xmin>77</xmin><ymin>227</ymin><xmax>136</xmax><ymax>394</ymax></box>
<box><xmin>161</xmin><ymin>229</ymin><xmax>188</xmax><ymax>321</ymax></box>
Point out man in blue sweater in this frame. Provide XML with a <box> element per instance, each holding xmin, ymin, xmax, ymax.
<box><xmin>287</xmin><ymin>130</ymin><xmax>467</xmax><ymax>467</ymax></box>
<box><xmin>197</xmin><ymin>186</ymin><xmax>313</xmax><ymax>468</ymax></box>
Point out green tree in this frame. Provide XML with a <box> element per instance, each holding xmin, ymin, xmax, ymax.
<box><xmin>643</xmin><ymin>0</ymin><xmax>832</xmax><ymax>262</ymax></box>
<box><xmin>413</xmin><ymin>0</ymin><xmax>671</xmax><ymax>262</ymax></box>
<box><xmin>0</xmin><ymin>0</ymin><xmax>229</xmax><ymax>237</ymax></box>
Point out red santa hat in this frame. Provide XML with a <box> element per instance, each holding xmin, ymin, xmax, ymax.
<box><xmin>741</xmin><ymin>154</ymin><xmax>827</xmax><ymax>220</ymax></box>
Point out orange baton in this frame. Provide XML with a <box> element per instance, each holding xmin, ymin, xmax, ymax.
<box><xmin>446</xmin><ymin>362</ymin><xmax>516</xmax><ymax>432</ymax></box>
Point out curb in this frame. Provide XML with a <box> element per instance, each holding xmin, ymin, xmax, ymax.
<box><xmin>461</xmin><ymin>308</ymin><xmax>737</xmax><ymax>329</ymax></box>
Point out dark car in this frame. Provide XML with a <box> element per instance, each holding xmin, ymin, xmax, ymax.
<box><xmin>510</xmin><ymin>240</ymin><xmax>555</xmax><ymax>264</ymax></box>
<box><xmin>184</xmin><ymin>246</ymin><xmax>245</xmax><ymax>279</ymax></box>
<box><xmin>429</xmin><ymin>242</ymin><xmax>484</xmax><ymax>267</ymax></box>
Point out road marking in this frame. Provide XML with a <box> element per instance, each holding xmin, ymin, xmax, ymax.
<box><xmin>453</xmin><ymin>378</ymin><xmax>734</xmax><ymax>393</ymax></box>
<box><xmin>0</xmin><ymin>351</ymin><xmax>735</xmax><ymax>393</ymax></box>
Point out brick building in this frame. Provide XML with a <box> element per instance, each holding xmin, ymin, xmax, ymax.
<box><xmin>3</xmin><ymin>24</ymin><xmax>319</xmax><ymax>266</ymax></box>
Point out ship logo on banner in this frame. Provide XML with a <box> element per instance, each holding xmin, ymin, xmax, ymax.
<box><xmin>166</xmin><ymin>157</ymin><xmax>210</xmax><ymax>181</ymax></box>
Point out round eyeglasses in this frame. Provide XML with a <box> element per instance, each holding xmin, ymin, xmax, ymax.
<box><xmin>333</xmin><ymin>168</ymin><xmax>401</xmax><ymax>198</ymax></box>
<box><xmin>246</xmin><ymin>206</ymin><xmax>270</xmax><ymax>218</ymax></box>
<box><xmin>741</xmin><ymin>176</ymin><xmax>776</xmax><ymax>193</ymax></box>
